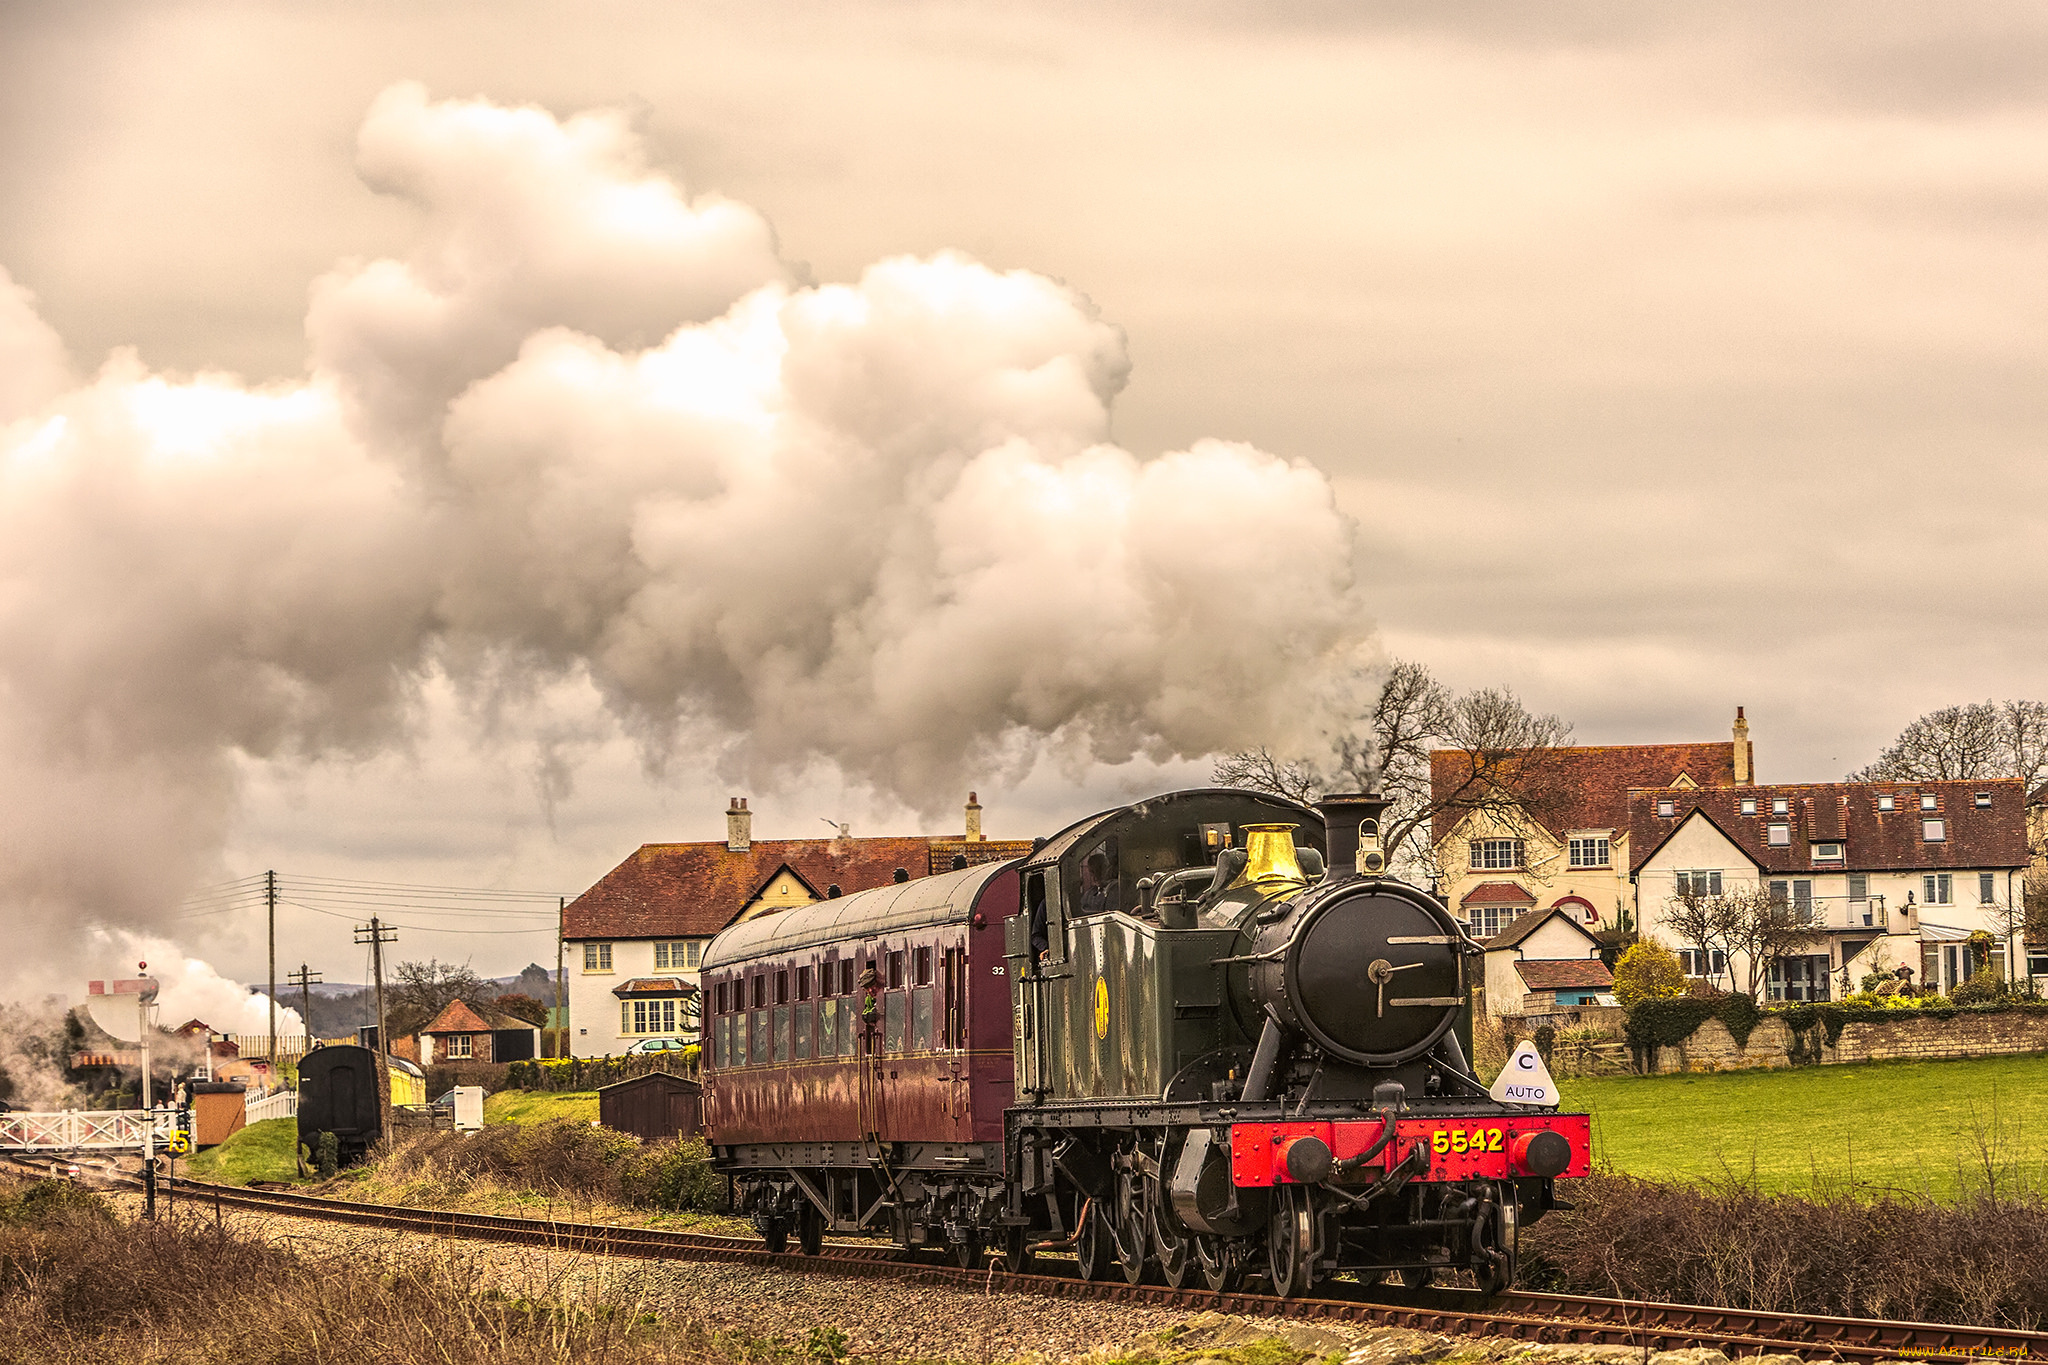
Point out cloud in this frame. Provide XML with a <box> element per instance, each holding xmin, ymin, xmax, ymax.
<box><xmin>0</xmin><ymin>84</ymin><xmax>1369</xmax><ymax>1000</ymax></box>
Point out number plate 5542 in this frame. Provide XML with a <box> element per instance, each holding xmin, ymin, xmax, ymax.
<box><xmin>1431</xmin><ymin>1127</ymin><xmax>1504</xmax><ymax>1155</ymax></box>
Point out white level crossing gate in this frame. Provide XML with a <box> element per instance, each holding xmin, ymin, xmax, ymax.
<box><xmin>0</xmin><ymin>1108</ymin><xmax>185</xmax><ymax>1152</ymax></box>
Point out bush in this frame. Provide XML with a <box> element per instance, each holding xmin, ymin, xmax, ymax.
<box><xmin>504</xmin><ymin>1054</ymin><xmax>694</xmax><ymax>1092</ymax></box>
<box><xmin>377</xmin><ymin>1119</ymin><xmax>723</xmax><ymax>1212</ymax></box>
<box><xmin>1522</xmin><ymin>1171</ymin><xmax>2048</xmax><ymax>1328</ymax></box>
<box><xmin>1612</xmin><ymin>941</ymin><xmax>1687</xmax><ymax>1007</ymax></box>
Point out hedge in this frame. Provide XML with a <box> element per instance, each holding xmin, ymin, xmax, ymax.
<box><xmin>503</xmin><ymin>1053</ymin><xmax>699</xmax><ymax>1092</ymax></box>
<box><xmin>1626</xmin><ymin>996</ymin><xmax>2048</xmax><ymax>1066</ymax></box>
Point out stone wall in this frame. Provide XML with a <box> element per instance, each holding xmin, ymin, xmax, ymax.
<box><xmin>1640</xmin><ymin>1008</ymin><xmax>2048</xmax><ymax>1073</ymax></box>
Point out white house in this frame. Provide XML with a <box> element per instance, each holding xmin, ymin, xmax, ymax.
<box><xmin>1481</xmin><ymin>906</ymin><xmax>1614</xmax><ymax>1017</ymax></box>
<box><xmin>1630</xmin><ymin>778</ymin><xmax>2029</xmax><ymax>1000</ymax></box>
<box><xmin>560</xmin><ymin>795</ymin><xmax>1033</xmax><ymax>1058</ymax></box>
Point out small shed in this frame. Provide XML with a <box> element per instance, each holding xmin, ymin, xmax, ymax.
<box><xmin>598</xmin><ymin>1071</ymin><xmax>703</xmax><ymax>1141</ymax></box>
<box><xmin>187</xmin><ymin>1080</ymin><xmax>248</xmax><ymax>1148</ymax></box>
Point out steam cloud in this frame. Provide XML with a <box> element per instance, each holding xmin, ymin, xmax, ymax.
<box><xmin>0</xmin><ymin>84</ymin><xmax>1372</xmax><ymax>1003</ymax></box>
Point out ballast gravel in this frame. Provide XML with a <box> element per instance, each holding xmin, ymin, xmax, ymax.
<box><xmin>116</xmin><ymin>1194</ymin><xmax>1819</xmax><ymax>1365</ymax></box>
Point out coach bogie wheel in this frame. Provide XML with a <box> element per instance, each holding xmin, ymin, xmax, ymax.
<box><xmin>761</xmin><ymin>1217</ymin><xmax>790</xmax><ymax>1254</ymax></box>
<box><xmin>1074</xmin><ymin>1198</ymin><xmax>1114</xmax><ymax>1281</ymax></box>
<box><xmin>797</xmin><ymin>1202</ymin><xmax>824</xmax><ymax>1256</ymax></box>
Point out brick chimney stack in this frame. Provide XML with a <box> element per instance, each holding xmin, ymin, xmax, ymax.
<box><xmin>727</xmin><ymin>797</ymin><xmax>751</xmax><ymax>852</ymax></box>
<box><xmin>964</xmin><ymin>791</ymin><xmax>983</xmax><ymax>842</ymax></box>
<box><xmin>1732</xmin><ymin>707</ymin><xmax>1752</xmax><ymax>785</ymax></box>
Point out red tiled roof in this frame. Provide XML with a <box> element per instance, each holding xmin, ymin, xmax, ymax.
<box><xmin>1462</xmin><ymin>880</ymin><xmax>1538</xmax><ymax>906</ymax></box>
<box><xmin>421</xmin><ymin>999</ymin><xmax>494</xmax><ymax>1035</ymax></box>
<box><xmin>1484</xmin><ymin>905</ymin><xmax>1602</xmax><ymax>952</ymax></box>
<box><xmin>1431</xmin><ymin>742</ymin><xmax>1739</xmax><ymax>841</ymax></box>
<box><xmin>1628</xmin><ymin>779</ymin><xmax>2028</xmax><ymax>874</ymax></box>
<box><xmin>563</xmin><ymin>837</ymin><xmax>943</xmax><ymax>940</ymax></box>
<box><xmin>612</xmin><ymin>977</ymin><xmax>699</xmax><ymax>997</ymax></box>
<box><xmin>1516</xmin><ymin>959</ymin><xmax>1614</xmax><ymax>991</ymax></box>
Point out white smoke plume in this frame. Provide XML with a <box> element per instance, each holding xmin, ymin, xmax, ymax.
<box><xmin>0</xmin><ymin>83</ymin><xmax>1373</xmax><ymax>999</ymax></box>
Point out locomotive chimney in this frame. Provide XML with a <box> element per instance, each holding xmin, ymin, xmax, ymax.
<box><xmin>1316</xmin><ymin>792</ymin><xmax>1392</xmax><ymax>879</ymax></box>
<box><xmin>964</xmin><ymin>791</ymin><xmax>983</xmax><ymax>842</ymax></box>
<box><xmin>726</xmin><ymin>796</ymin><xmax>752</xmax><ymax>852</ymax></box>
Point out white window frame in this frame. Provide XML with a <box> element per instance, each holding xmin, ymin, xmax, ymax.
<box><xmin>1772</xmin><ymin>797</ymin><xmax>1789</xmax><ymax>816</ymax></box>
<box><xmin>1470</xmin><ymin>839</ymin><xmax>1525</xmax><ymax>871</ymax></box>
<box><xmin>1848</xmin><ymin>873</ymin><xmax>1869</xmax><ymax>902</ymax></box>
<box><xmin>1767</xmin><ymin>823</ymin><xmax>1791</xmax><ymax>847</ymax></box>
<box><xmin>1675</xmin><ymin>869</ymin><xmax>1723</xmax><ymax>898</ymax></box>
<box><xmin>1980</xmin><ymin>872</ymin><xmax>1997</xmax><ymax>904</ymax></box>
<box><xmin>1740</xmin><ymin>798</ymin><xmax>1757</xmax><ymax>816</ymax></box>
<box><xmin>1921</xmin><ymin>793</ymin><xmax>1938</xmax><ymax>811</ymax></box>
<box><xmin>1567</xmin><ymin>836</ymin><xmax>1610</xmax><ymax>869</ymax></box>
<box><xmin>1923</xmin><ymin>818</ymin><xmax>1946</xmax><ymax>843</ymax></box>
<box><xmin>622</xmin><ymin>997</ymin><xmax>680</xmax><ymax>1036</ymax></box>
<box><xmin>1464</xmin><ymin>904</ymin><xmax>1513</xmax><ymax>939</ymax></box>
<box><xmin>1657</xmin><ymin>798</ymin><xmax>1675</xmax><ymax>817</ymax></box>
<box><xmin>444</xmin><ymin>1033</ymin><xmax>473</xmax><ymax>1060</ymax></box>
<box><xmin>583</xmin><ymin>942</ymin><xmax>613</xmax><ymax>972</ymax></box>
<box><xmin>1878</xmin><ymin>794</ymin><xmax>1895</xmax><ymax>812</ymax></box>
<box><xmin>1678</xmin><ymin>947</ymin><xmax>1727</xmax><ymax>979</ymax></box>
<box><xmin>1976</xmin><ymin>792</ymin><xmax>1993</xmax><ymax>809</ymax></box>
<box><xmin>1924</xmin><ymin>873</ymin><xmax>1953</xmax><ymax>905</ymax></box>
<box><xmin>654</xmin><ymin>940</ymin><xmax>700</xmax><ymax>971</ymax></box>
<box><xmin>1812</xmin><ymin>842</ymin><xmax>1843</xmax><ymax>863</ymax></box>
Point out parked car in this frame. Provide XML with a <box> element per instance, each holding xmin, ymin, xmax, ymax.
<box><xmin>623</xmin><ymin>1037</ymin><xmax>693</xmax><ymax>1056</ymax></box>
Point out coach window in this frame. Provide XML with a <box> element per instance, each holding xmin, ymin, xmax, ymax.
<box><xmin>816</xmin><ymin>960</ymin><xmax>838</xmax><ymax>1059</ymax></box>
<box><xmin>942</xmin><ymin>946</ymin><xmax>965</xmax><ymax>1049</ymax></box>
<box><xmin>751</xmin><ymin>975</ymin><xmax>771</xmax><ymax>1067</ymax></box>
<box><xmin>884</xmin><ymin>949</ymin><xmax>908</xmax><ymax>1054</ymax></box>
<box><xmin>794</xmin><ymin>965</ymin><xmax>814</xmax><ymax>1061</ymax></box>
<box><xmin>1028</xmin><ymin>871</ymin><xmax>1064</xmax><ymax>964</ymax></box>
<box><xmin>839</xmin><ymin>959</ymin><xmax>859</xmax><ymax>1057</ymax></box>
<box><xmin>912</xmin><ymin>946</ymin><xmax>935</xmax><ymax>1051</ymax></box>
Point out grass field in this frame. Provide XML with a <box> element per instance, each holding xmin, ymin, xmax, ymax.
<box><xmin>180</xmin><ymin>1117</ymin><xmax>307</xmax><ymax>1185</ymax></box>
<box><xmin>1568</xmin><ymin>1054</ymin><xmax>2048</xmax><ymax>1198</ymax></box>
<box><xmin>482</xmin><ymin>1088</ymin><xmax>598</xmax><ymax>1124</ymax></box>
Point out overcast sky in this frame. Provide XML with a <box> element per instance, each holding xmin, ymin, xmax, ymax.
<box><xmin>5</xmin><ymin>1</ymin><xmax>2047</xmax><ymax>988</ymax></box>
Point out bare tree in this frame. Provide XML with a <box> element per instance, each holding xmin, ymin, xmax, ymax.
<box><xmin>1851</xmin><ymin>700</ymin><xmax>2048</xmax><ymax>790</ymax></box>
<box><xmin>1212</xmin><ymin>659</ymin><xmax>1572</xmax><ymax>875</ymax></box>
<box><xmin>386</xmin><ymin>959</ymin><xmax>496</xmax><ymax>1040</ymax></box>
<box><xmin>1662</xmin><ymin>886</ymin><xmax>1741</xmax><ymax>992</ymax></box>
<box><xmin>1714</xmin><ymin>883</ymin><xmax>1830</xmax><ymax>999</ymax></box>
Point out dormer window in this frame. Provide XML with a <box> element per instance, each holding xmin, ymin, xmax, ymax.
<box><xmin>1767</xmin><ymin>823</ymin><xmax>1791</xmax><ymax>847</ymax></box>
<box><xmin>1921</xmin><ymin>793</ymin><xmax>1938</xmax><ymax>811</ymax></box>
<box><xmin>1740</xmin><ymin>797</ymin><xmax>1757</xmax><ymax>816</ymax></box>
<box><xmin>1812</xmin><ymin>842</ymin><xmax>1843</xmax><ymax>863</ymax></box>
<box><xmin>1878</xmin><ymin>794</ymin><xmax>1895</xmax><ymax>812</ymax></box>
<box><xmin>1657</xmin><ymin>798</ymin><xmax>1675</xmax><ymax>817</ymax></box>
<box><xmin>1976</xmin><ymin>792</ymin><xmax>1992</xmax><ymax>809</ymax></box>
<box><xmin>1772</xmin><ymin>798</ymin><xmax>1789</xmax><ymax>816</ymax></box>
<box><xmin>1923</xmin><ymin>818</ymin><xmax>1946</xmax><ymax>843</ymax></box>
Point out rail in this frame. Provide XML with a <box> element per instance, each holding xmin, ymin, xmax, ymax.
<box><xmin>10</xmin><ymin>1159</ymin><xmax>2043</xmax><ymax>1362</ymax></box>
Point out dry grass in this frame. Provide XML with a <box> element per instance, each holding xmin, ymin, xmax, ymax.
<box><xmin>1522</xmin><ymin>1170</ymin><xmax>2048</xmax><ymax>1327</ymax></box>
<box><xmin>0</xmin><ymin>1172</ymin><xmax>859</xmax><ymax>1365</ymax></box>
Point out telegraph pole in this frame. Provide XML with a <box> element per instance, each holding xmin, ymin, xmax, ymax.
<box><xmin>287</xmin><ymin>963</ymin><xmax>322</xmax><ymax>1057</ymax></box>
<box><xmin>266</xmin><ymin>869</ymin><xmax>278</xmax><ymax>1076</ymax></box>
<box><xmin>554</xmin><ymin>896</ymin><xmax>565</xmax><ymax>1059</ymax></box>
<box><xmin>354</xmin><ymin>919</ymin><xmax>397</xmax><ymax>1060</ymax></box>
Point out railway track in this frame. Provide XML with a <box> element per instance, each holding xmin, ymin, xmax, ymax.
<box><xmin>5</xmin><ymin>1154</ymin><xmax>2040</xmax><ymax>1361</ymax></box>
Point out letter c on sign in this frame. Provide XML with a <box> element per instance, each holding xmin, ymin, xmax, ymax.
<box><xmin>1517</xmin><ymin>1054</ymin><xmax>1536</xmax><ymax>1070</ymax></box>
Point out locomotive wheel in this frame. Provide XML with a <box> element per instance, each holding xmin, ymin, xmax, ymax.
<box><xmin>1149</xmin><ymin>1178</ymin><xmax>1193</xmax><ymax>1289</ymax></box>
<box><xmin>1002</xmin><ymin>1225</ymin><xmax>1036</xmax><ymax>1274</ymax></box>
<box><xmin>1398</xmin><ymin>1265</ymin><xmax>1434</xmax><ymax>1289</ymax></box>
<box><xmin>1074</xmin><ymin>1200</ymin><xmax>1115</xmax><ymax>1281</ymax></box>
<box><xmin>796</xmin><ymin>1202</ymin><xmax>824</xmax><ymax>1256</ymax></box>
<box><xmin>1193</xmin><ymin>1233</ymin><xmax>1239</xmax><ymax>1292</ymax></box>
<box><xmin>1266</xmin><ymin>1187</ymin><xmax>1316</xmax><ymax>1299</ymax></box>
<box><xmin>1114</xmin><ymin>1171</ymin><xmax>1151</xmax><ymax>1285</ymax></box>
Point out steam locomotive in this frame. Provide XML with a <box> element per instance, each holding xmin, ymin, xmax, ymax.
<box><xmin>699</xmin><ymin>788</ymin><xmax>1588</xmax><ymax>1296</ymax></box>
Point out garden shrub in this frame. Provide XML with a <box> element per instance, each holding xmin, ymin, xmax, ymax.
<box><xmin>1612</xmin><ymin>940</ymin><xmax>1687</xmax><ymax>1007</ymax></box>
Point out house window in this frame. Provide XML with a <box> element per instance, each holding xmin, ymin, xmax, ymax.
<box><xmin>1767</xmin><ymin>823</ymin><xmax>1791</xmax><ymax>847</ymax></box>
<box><xmin>582</xmin><ymin>943</ymin><xmax>612</xmax><ymax>972</ymax></box>
<box><xmin>1848</xmin><ymin>873</ymin><xmax>1869</xmax><ymax>902</ymax></box>
<box><xmin>1981</xmin><ymin>873</ymin><xmax>1997</xmax><ymax>904</ymax></box>
<box><xmin>1976</xmin><ymin>792</ymin><xmax>1993</xmax><ymax>809</ymax></box>
<box><xmin>2030</xmin><ymin>951</ymin><xmax>2048</xmax><ymax>978</ymax></box>
<box><xmin>1741</xmin><ymin>798</ymin><xmax>1757</xmax><ymax>816</ymax></box>
<box><xmin>1678</xmin><ymin>948</ymin><xmax>1727</xmax><ymax>978</ymax></box>
<box><xmin>1471</xmin><ymin>839</ymin><xmax>1525</xmax><ymax>870</ymax></box>
<box><xmin>1924</xmin><ymin>873</ymin><xmax>1953</xmax><ymax>905</ymax></box>
<box><xmin>1568</xmin><ymin>837</ymin><xmax>1610</xmax><ymax>869</ymax></box>
<box><xmin>1675</xmin><ymin>870</ymin><xmax>1723</xmax><ymax>898</ymax></box>
<box><xmin>1464</xmin><ymin>905</ymin><xmax>1512</xmax><ymax>939</ymax></box>
<box><xmin>1878</xmin><ymin>794</ymin><xmax>1895</xmax><ymax>812</ymax></box>
<box><xmin>623</xmin><ymin>998</ymin><xmax>679</xmax><ymax>1035</ymax></box>
<box><xmin>1769</xmin><ymin>879</ymin><xmax>1814</xmax><ymax>918</ymax></box>
<box><xmin>1921</xmin><ymin>793</ymin><xmax>1938</xmax><ymax>811</ymax></box>
<box><xmin>444</xmin><ymin>1034</ymin><xmax>473</xmax><ymax>1059</ymax></box>
<box><xmin>1772</xmin><ymin>798</ymin><xmax>1789</xmax><ymax>816</ymax></box>
<box><xmin>653</xmin><ymin>941</ymin><xmax>703</xmax><ymax>971</ymax></box>
<box><xmin>1923</xmin><ymin>818</ymin><xmax>1946</xmax><ymax>843</ymax></box>
<box><xmin>1657</xmin><ymin>799</ymin><xmax>1675</xmax><ymax>818</ymax></box>
<box><xmin>1812</xmin><ymin>843</ymin><xmax>1843</xmax><ymax>863</ymax></box>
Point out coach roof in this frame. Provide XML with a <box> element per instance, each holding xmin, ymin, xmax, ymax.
<box><xmin>700</xmin><ymin>860</ymin><xmax>1017</xmax><ymax>971</ymax></box>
